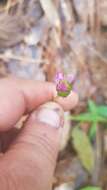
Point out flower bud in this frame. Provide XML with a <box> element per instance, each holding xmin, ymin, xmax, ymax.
<box><xmin>54</xmin><ymin>72</ymin><xmax>74</xmax><ymax>97</ymax></box>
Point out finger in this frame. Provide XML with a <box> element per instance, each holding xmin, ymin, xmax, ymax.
<box><xmin>0</xmin><ymin>89</ymin><xmax>78</xmax><ymax>154</ymax></box>
<box><xmin>55</xmin><ymin>91</ymin><xmax>79</xmax><ymax>111</ymax></box>
<box><xmin>0</xmin><ymin>128</ymin><xmax>19</xmax><ymax>153</ymax></box>
<box><xmin>0</xmin><ymin>102</ymin><xmax>64</xmax><ymax>190</ymax></box>
<box><xmin>0</xmin><ymin>78</ymin><xmax>56</xmax><ymax>131</ymax></box>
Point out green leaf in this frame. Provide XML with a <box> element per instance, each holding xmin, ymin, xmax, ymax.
<box><xmin>72</xmin><ymin>127</ymin><xmax>95</xmax><ymax>173</ymax></box>
<box><xmin>70</xmin><ymin>113</ymin><xmax>106</xmax><ymax>123</ymax></box>
<box><xmin>89</xmin><ymin>122</ymin><xmax>97</xmax><ymax>140</ymax></box>
<box><xmin>80</xmin><ymin>186</ymin><xmax>101</xmax><ymax>190</ymax></box>
<box><xmin>70</xmin><ymin>113</ymin><xmax>95</xmax><ymax>122</ymax></box>
<box><xmin>97</xmin><ymin>105</ymin><xmax>107</xmax><ymax>118</ymax></box>
<box><xmin>88</xmin><ymin>100</ymin><xmax>97</xmax><ymax>114</ymax></box>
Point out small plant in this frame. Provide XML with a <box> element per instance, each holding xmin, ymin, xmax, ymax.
<box><xmin>69</xmin><ymin>100</ymin><xmax>107</xmax><ymax>174</ymax></box>
<box><xmin>70</xmin><ymin>100</ymin><xmax>107</xmax><ymax>140</ymax></box>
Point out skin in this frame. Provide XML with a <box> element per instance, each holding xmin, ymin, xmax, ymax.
<box><xmin>0</xmin><ymin>77</ymin><xmax>78</xmax><ymax>190</ymax></box>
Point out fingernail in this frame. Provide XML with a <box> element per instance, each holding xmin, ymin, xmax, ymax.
<box><xmin>36</xmin><ymin>102</ymin><xmax>64</xmax><ymax>128</ymax></box>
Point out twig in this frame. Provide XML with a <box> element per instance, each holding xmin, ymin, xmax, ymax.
<box><xmin>0</xmin><ymin>53</ymin><xmax>48</xmax><ymax>64</ymax></box>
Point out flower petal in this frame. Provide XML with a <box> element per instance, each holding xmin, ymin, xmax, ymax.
<box><xmin>67</xmin><ymin>74</ymin><xmax>75</xmax><ymax>84</ymax></box>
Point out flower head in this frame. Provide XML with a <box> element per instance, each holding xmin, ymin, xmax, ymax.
<box><xmin>54</xmin><ymin>72</ymin><xmax>74</xmax><ymax>97</ymax></box>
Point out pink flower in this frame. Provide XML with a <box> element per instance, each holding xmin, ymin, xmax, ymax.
<box><xmin>67</xmin><ymin>74</ymin><xmax>75</xmax><ymax>83</ymax></box>
<box><xmin>54</xmin><ymin>72</ymin><xmax>64</xmax><ymax>83</ymax></box>
<box><xmin>54</xmin><ymin>72</ymin><xmax>74</xmax><ymax>97</ymax></box>
<box><xmin>56</xmin><ymin>81</ymin><xmax>68</xmax><ymax>92</ymax></box>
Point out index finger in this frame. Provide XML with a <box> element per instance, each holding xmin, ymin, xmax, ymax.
<box><xmin>0</xmin><ymin>77</ymin><xmax>56</xmax><ymax>131</ymax></box>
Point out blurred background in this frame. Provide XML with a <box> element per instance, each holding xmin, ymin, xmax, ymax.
<box><xmin>0</xmin><ymin>0</ymin><xmax>107</xmax><ymax>190</ymax></box>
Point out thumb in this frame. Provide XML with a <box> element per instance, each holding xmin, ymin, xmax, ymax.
<box><xmin>0</xmin><ymin>102</ymin><xmax>64</xmax><ymax>190</ymax></box>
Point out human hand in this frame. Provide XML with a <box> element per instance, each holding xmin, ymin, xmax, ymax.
<box><xmin>0</xmin><ymin>77</ymin><xmax>78</xmax><ymax>190</ymax></box>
